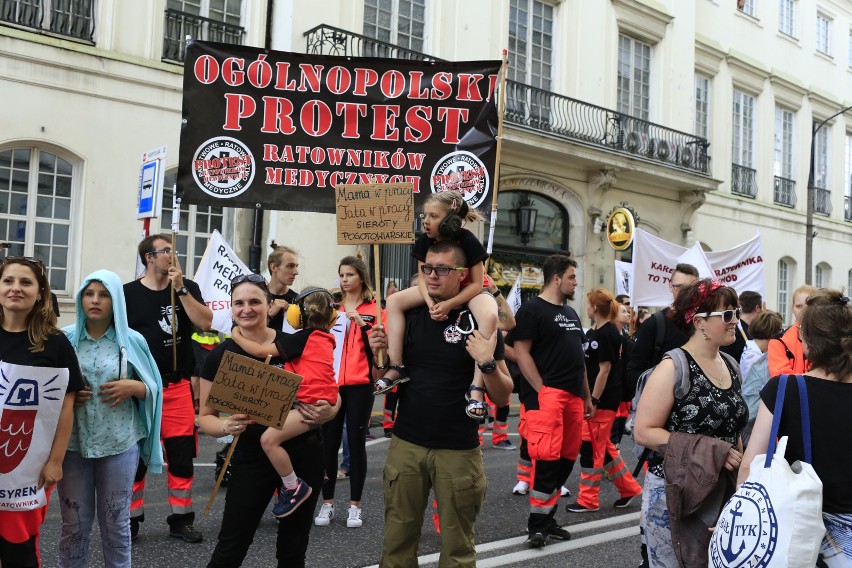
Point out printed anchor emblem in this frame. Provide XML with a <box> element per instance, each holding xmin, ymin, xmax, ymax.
<box><xmin>0</xmin><ymin>370</ymin><xmax>63</xmax><ymax>474</ymax></box>
<box><xmin>722</xmin><ymin>501</ymin><xmax>746</xmax><ymax>562</ymax></box>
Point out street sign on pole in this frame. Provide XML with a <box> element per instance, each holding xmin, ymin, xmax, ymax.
<box><xmin>137</xmin><ymin>145</ymin><xmax>167</xmax><ymax>220</ymax></box>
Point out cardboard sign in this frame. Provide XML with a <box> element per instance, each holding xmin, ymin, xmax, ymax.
<box><xmin>335</xmin><ymin>182</ymin><xmax>415</xmax><ymax>244</ymax></box>
<box><xmin>206</xmin><ymin>351</ymin><xmax>302</xmax><ymax>429</ymax></box>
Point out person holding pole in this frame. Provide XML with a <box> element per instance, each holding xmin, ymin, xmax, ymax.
<box><xmin>123</xmin><ymin>234</ymin><xmax>212</xmax><ymax>543</ymax></box>
<box><xmin>198</xmin><ymin>273</ymin><xmax>340</xmax><ymax>567</ymax></box>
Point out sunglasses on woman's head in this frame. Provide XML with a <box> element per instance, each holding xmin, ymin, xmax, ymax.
<box><xmin>230</xmin><ymin>273</ymin><xmax>267</xmax><ymax>291</ymax></box>
<box><xmin>694</xmin><ymin>308</ymin><xmax>741</xmax><ymax>324</ymax></box>
<box><xmin>2</xmin><ymin>256</ymin><xmax>46</xmax><ymax>276</ymax></box>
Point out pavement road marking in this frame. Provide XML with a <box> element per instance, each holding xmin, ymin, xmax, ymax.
<box><xmin>363</xmin><ymin>512</ymin><xmax>640</xmax><ymax>568</ymax></box>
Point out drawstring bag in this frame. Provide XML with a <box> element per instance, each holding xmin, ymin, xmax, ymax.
<box><xmin>709</xmin><ymin>374</ymin><xmax>825</xmax><ymax>567</ymax></box>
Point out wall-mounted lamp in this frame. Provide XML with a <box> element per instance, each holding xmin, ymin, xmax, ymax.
<box><xmin>511</xmin><ymin>196</ymin><xmax>538</xmax><ymax>245</ymax></box>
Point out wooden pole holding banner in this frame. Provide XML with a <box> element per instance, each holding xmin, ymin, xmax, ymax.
<box><xmin>203</xmin><ymin>354</ymin><xmax>272</xmax><ymax>516</ymax></box>
<box><xmin>373</xmin><ymin>245</ymin><xmax>384</xmax><ymax>367</ymax></box>
<box><xmin>170</xmin><ymin>185</ymin><xmax>179</xmax><ymax>372</ymax></box>
<box><xmin>486</xmin><ymin>49</ymin><xmax>510</xmax><ymax>255</ymax></box>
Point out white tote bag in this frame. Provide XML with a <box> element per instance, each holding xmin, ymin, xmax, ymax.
<box><xmin>709</xmin><ymin>375</ymin><xmax>825</xmax><ymax>568</ymax></box>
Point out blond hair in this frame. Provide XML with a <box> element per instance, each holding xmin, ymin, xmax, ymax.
<box><xmin>425</xmin><ymin>190</ymin><xmax>484</xmax><ymax>223</ymax></box>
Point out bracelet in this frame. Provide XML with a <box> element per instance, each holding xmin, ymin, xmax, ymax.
<box><xmin>491</xmin><ymin>289</ymin><xmax>501</xmax><ymax>298</ymax></box>
<box><xmin>590</xmin><ymin>396</ymin><xmax>600</xmax><ymax>406</ymax></box>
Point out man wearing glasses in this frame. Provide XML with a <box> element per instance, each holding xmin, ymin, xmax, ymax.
<box><xmin>367</xmin><ymin>240</ymin><xmax>512</xmax><ymax>567</ymax></box>
<box><xmin>124</xmin><ymin>234</ymin><xmax>213</xmax><ymax>543</ymax></box>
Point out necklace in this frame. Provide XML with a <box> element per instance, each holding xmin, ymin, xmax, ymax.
<box><xmin>685</xmin><ymin>349</ymin><xmax>726</xmax><ymax>387</ymax></box>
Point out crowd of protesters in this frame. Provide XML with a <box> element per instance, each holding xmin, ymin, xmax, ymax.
<box><xmin>2</xmin><ymin>207</ymin><xmax>850</xmax><ymax>568</ymax></box>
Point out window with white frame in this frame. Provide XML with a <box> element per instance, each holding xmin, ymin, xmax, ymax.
<box><xmin>0</xmin><ymin>147</ymin><xmax>74</xmax><ymax>293</ymax></box>
<box><xmin>617</xmin><ymin>34</ymin><xmax>651</xmax><ymax>121</ymax></box>
<box><xmin>739</xmin><ymin>0</ymin><xmax>756</xmax><ymax>17</ymax></box>
<box><xmin>848</xmin><ymin>28</ymin><xmax>852</xmax><ymax>67</ymax></box>
<box><xmin>160</xmin><ymin>172</ymin><xmax>234</xmax><ymax>277</ymax></box>
<box><xmin>816</xmin><ymin>12</ymin><xmax>832</xmax><ymax>55</ymax></box>
<box><xmin>694</xmin><ymin>73</ymin><xmax>711</xmax><ymax>139</ymax></box>
<box><xmin>363</xmin><ymin>0</ymin><xmax>426</xmax><ymax>53</ymax></box>
<box><xmin>814</xmin><ymin>124</ymin><xmax>829</xmax><ymax>189</ymax></box>
<box><xmin>774</xmin><ymin>106</ymin><xmax>794</xmax><ymax>179</ymax></box>
<box><xmin>778</xmin><ymin>259</ymin><xmax>789</xmax><ymax>322</ymax></box>
<box><xmin>508</xmin><ymin>0</ymin><xmax>554</xmax><ymax>91</ymax></box>
<box><xmin>779</xmin><ymin>0</ymin><xmax>797</xmax><ymax>38</ymax></box>
<box><xmin>0</xmin><ymin>0</ymin><xmax>95</xmax><ymax>41</ymax></box>
<box><xmin>815</xmin><ymin>263</ymin><xmax>832</xmax><ymax>288</ymax></box>
<box><xmin>732</xmin><ymin>90</ymin><xmax>755</xmax><ymax>168</ymax></box>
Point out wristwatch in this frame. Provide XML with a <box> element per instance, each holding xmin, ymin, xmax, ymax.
<box><xmin>477</xmin><ymin>359</ymin><xmax>498</xmax><ymax>373</ymax></box>
<box><xmin>176</xmin><ymin>286</ymin><xmax>189</xmax><ymax>297</ymax></box>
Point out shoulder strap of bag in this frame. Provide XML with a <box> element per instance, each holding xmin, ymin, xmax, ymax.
<box><xmin>795</xmin><ymin>375</ymin><xmax>812</xmax><ymax>464</ymax></box>
<box><xmin>765</xmin><ymin>374</ymin><xmax>790</xmax><ymax>468</ymax></box>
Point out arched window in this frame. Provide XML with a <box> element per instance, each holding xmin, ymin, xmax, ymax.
<box><xmin>0</xmin><ymin>147</ymin><xmax>75</xmax><ymax>293</ymax></box>
<box><xmin>815</xmin><ymin>262</ymin><xmax>831</xmax><ymax>289</ymax></box>
<box><xmin>777</xmin><ymin>258</ymin><xmax>789</xmax><ymax>323</ymax></box>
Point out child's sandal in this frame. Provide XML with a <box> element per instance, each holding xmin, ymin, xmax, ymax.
<box><xmin>465</xmin><ymin>385</ymin><xmax>488</xmax><ymax>419</ymax></box>
<box><xmin>373</xmin><ymin>365</ymin><xmax>410</xmax><ymax>395</ymax></box>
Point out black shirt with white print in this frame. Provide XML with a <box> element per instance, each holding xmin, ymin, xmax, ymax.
<box><xmin>509</xmin><ymin>297</ymin><xmax>586</xmax><ymax>397</ymax></box>
<box><xmin>393</xmin><ymin>305</ymin><xmax>482</xmax><ymax>450</ymax></box>
<box><xmin>584</xmin><ymin>320</ymin><xmax>622</xmax><ymax>411</ymax></box>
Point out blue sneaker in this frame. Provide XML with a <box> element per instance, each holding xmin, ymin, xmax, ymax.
<box><xmin>272</xmin><ymin>479</ymin><xmax>313</xmax><ymax>518</ymax></box>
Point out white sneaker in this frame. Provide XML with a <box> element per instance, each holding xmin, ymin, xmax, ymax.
<box><xmin>512</xmin><ymin>480</ymin><xmax>529</xmax><ymax>495</ymax></box>
<box><xmin>346</xmin><ymin>505</ymin><xmax>362</xmax><ymax>528</ymax></box>
<box><xmin>561</xmin><ymin>485</ymin><xmax>571</xmax><ymax>497</ymax></box>
<box><xmin>314</xmin><ymin>503</ymin><xmax>334</xmax><ymax>526</ymax></box>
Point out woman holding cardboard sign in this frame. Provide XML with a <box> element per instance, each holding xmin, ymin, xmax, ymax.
<box><xmin>198</xmin><ymin>274</ymin><xmax>340</xmax><ymax>568</ymax></box>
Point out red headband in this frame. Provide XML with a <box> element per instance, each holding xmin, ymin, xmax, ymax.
<box><xmin>684</xmin><ymin>280</ymin><xmax>723</xmax><ymax>325</ymax></box>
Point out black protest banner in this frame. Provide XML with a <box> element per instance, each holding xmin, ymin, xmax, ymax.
<box><xmin>177</xmin><ymin>41</ymin><xmax>500</xmax><ymax>215</ymax></box>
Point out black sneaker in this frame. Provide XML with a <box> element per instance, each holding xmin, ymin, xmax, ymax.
<box><xmin>547</xmin><ymin>523</ymin><xmax>571</xmax><ymax>541</ymax></box>
<box><xmin>528</xmin><ymin>531</ymin><xmax>547</xmax><ymax>548</ymax></box>
<box><xmin>614</xmin><ymin>494</ymin><xmax>641</xmax><ymax>509</ymax></box>
<box><xmin>169</xmin><ymin>524</ymin><xmax>203</xmax><ymax>543</ymax></box>
<box><xmin>565</xmin><ymin>501</ymin><xmax>599</xmax><ymax>513</ymax></box>
<box><xmin>130</xmin><ymin>518</ymin><xmax>140</xmax><ymax>542</ymax></box>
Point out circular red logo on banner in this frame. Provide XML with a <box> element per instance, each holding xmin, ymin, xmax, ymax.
<box><xmin>191</xmin><ymin>137</ymin><xmax>255</xmax><ymax>199</ymax></box>
<box><xmin>430</xmin><ymin>151</ymin><xmax>489</xmax><ymax>210</ymax></box>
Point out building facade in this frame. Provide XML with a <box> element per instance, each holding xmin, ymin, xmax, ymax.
<box><xmin>3</xmin><ymin>0</ymin><xmax>851</xmax><ymax>325</ymax></box>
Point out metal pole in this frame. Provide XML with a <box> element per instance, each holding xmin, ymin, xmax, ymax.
<box><xmin>805</xmin><ymin>104</ymin><xmax>852</xmax><ymax>284</ymax></box>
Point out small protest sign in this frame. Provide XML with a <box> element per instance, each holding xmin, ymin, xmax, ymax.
<box><xmin>335</xmin><ymin>182</ymin><xmax>415</xmax><ymax>244</ymax></box>
<box><xmin>205</xmin><ymin>351</ymin><xmax>302</xmax><ymax>429</ymax></box>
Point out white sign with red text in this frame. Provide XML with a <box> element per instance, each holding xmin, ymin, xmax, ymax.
<box><xmin>628</xmin><ymin>229</ymin><xmax>765</xmax><ymax>306</ymax></box>
<box><xmin>194</xmin><ymin>230</ymin><xmax>251</xmax><ymax>334</ymax></box>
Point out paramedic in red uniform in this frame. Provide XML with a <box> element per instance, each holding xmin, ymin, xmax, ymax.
<box><xmin>510</xmin><ymin>254</ymin><xmax>594</xmax><ymax>548</ymax></box>
<box><xmin>123</xmin><ymin>234</ymin><xmax>212</xmax><ymax>543</ymax></box>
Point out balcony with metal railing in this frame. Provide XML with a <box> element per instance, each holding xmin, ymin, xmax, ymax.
<box><xmin>813</xmin><ymin>186</ymin><xmax>832</xmax><ymax>216</ymax></box>
<box><xmin>731</xmin><ymin>164</ymin><xmax>757</xmax><ymax>198</ymax></box>
<box><xmin>162</xmin><ymin>8</ymin><xmax>244</xmax><ymax>63</ymax></box>
<box><xmin>304</xmin><ymin>24</ymin><xmax>711</xmax><ymax>176</ymax></box>
<box><xmin>1</xmin><ymin>0</ymin><xmax>95</xmax><ymax>42</ymax></box>
<box><xmin>773</xmin><ymin>176</ymin><xmax>796</xmax><ymax>208</ymax></box>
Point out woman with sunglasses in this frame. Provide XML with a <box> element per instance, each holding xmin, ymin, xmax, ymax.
<box><xmin>739</xmin><ymin>289</ymin><xmax>852</xmax><ymax>566</ymax></box>
<box><xmin>197</xmin><ymin>273</ymin><xmax>340</xmax><ymax>567</ymax></box>
<box><xmin>315</xmin><ymin>256</ymin><xmax>381</xmax><ymax>529</ymax></box>
<box><xmin>58</xmin><ymin>270</ymin><xmax>164</xmax><ymax>568</ymax></box>
<box><xmin>634</xmin><ymin>279</ymin><xmax>748</xmax><ymax>567</ymax></box>
<box><xmin>0</xmin><ymin>256</ymin><xmax>85</xmax><ymax>566</ymax></box>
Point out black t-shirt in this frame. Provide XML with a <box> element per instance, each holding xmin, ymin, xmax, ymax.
<box><xmin>268</xmin><ymin>289</ymin><xmax>299</xmax><ymax>332</ymax></box>
<box><xmin>584</xmin><ymin>321</ymin><xmax>622</xmax><ymax>411</ymax></box>
<box><xmin>123</xmin><ymin>279</ymin><xmax>205</xmax><ymax>379</ymax></box>
<box><xmin>411</xmin><ymin>229</ymin><xmax>488</xmax><ymax>267</ymax></box>
<box><xmin>626</xmin><ymin>308</ymin><xmax>688</xmax><ymax>396</ymax></box>
<box><xmin>509</xmin><ymin>297</ymin><xmax>586</xmax><ymax>397</ymax></box>
<box><xmin>760</xmin><ymin>375</ymin><xmax>852</xmax><ymax>514</ymax></box>
<box><xmin>393</xmin><ymin>306</ymin><xmax>480</xmax><ymax>450</ymax></box>
<box><xmin>0</xmin><ymin>328</ymin><xmax>84</xmax><ymax>393</ymax></box>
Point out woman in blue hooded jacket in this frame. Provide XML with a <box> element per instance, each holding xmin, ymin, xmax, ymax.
<box><xmin>58</xmin><ymin>270</ymin><xmax>164</xmax><ymax>568</ymax></box>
